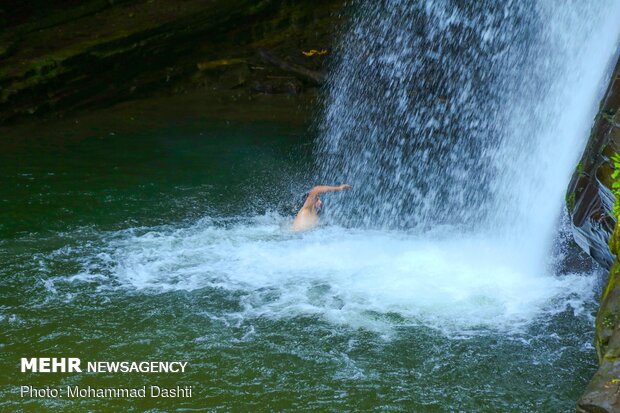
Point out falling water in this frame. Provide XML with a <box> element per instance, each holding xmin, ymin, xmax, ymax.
<box><xmin>317</xmin><ymin>0</ymin><xmax>620</xmax><ymax>269</ymax></box>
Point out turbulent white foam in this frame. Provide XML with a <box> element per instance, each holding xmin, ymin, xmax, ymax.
<box><xmin>80</xmin><ymin>214</ymin><xmax>596</xmax><ymax>334</ymax></box>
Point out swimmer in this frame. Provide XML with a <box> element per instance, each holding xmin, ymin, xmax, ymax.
<box><xmin>292</xmin><ymin>184</ymin><xmax>352</xmax><ymax>232</ymax></box>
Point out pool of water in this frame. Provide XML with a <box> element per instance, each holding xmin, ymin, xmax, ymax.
<box><xmin>0</xmin><ymin>120</ymin><xmax>600</xmax><ymax>412</ymax></box>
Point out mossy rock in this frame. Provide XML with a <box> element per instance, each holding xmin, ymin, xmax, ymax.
<box><xmin>566</xmin><ymin>192</ymin><xmax>576</xmax><ymax>213</ymax></box>
<box><xmin>0</xmin><ymin>0</ymin><xmax>345</xmax><ymax>124</ymax></box>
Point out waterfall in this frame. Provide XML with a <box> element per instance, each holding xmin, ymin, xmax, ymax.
<box><xmin>316</xmin><ymin>0</ymin><xmax>620</xmax><ymax>269</ymax></box>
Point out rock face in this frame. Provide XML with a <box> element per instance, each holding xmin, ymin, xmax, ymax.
<box><xmin>567</xmin><ymin>56</ymin><xmax>620</xmax><ymax>412</ymax></box>
<box><xmin>0</xmin><ymin>0</ymin><xmax>345</xmax><ymax>125</ymax></box>
<box><xmin>566</xmin><ymin>58</ymin><xmax>620</xmax><ymax>272</ymax></box>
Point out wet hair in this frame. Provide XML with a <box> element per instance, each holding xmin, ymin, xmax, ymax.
<box><xmin>296</xmin><ymin>191</ymin><xmax>323</xmax><ymax>215</ymax></box>
<box><xmin>315</xmin><ymin>199</ymin><xmax>323</xmax><ymax>215</ymax></box>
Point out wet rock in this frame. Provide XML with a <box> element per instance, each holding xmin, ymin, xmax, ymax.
<box><xmin>577</xmin><ymin>316</ymin><xmax>620</xmax><ymax>413</ymax></box>
<box><xmin>569</xmin><ymin>55</ymin><xmax>620</xmax><ymax>412</ymax></box>
<box><xmin>566</xmin><ymin>56</ymin><xmax>620</xmax><ymax>270</ymax></box>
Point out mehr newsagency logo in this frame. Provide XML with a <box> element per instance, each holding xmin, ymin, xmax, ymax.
<box><xmin>21</xmin><ymin>357</ymin><xmax>187</xmax><ymax>373</ymax></box>
<box><xmin>19</xmin><ymin>357</ymin><xmax>193</xmax><ymax>399</ymax></box>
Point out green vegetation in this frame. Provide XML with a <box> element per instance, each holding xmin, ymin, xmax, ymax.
<box><xmin>603</xmin><ymin>312</ymin><xmax>617</xmax><ymax>329</ymax></box>
<box><xmin>602</xmin><ymin>109</ymin><xmax>617</xmax><ymax>124</ymax></box>
<box><xmin>566</xmin><ymin>192</ymin><xmax>575</xmax><ymax>213</ymax></box>
<box><xmin>611</xmin><ymin>152</ymin><xmax>620</xmax><ymax>218</ymax></box>
<box><xmin>577</xmin><ymin>161</ymin><xmax>585</xmax><ymax>176</ymax></box>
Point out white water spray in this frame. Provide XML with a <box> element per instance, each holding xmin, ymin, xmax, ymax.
<box><xmin>62</xmin><ymin>213</ymin><xmax>594</xmax><ymax>334</ymax></box>
<box><xmin>317</xmin><ymin>0</ymin><xmax>620</xmax><ymax>269</ymax></box>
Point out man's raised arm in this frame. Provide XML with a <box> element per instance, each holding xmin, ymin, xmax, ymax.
<box><xmin>310</xmin><ymin>184</ymin><xmax>352</xmax><ymax>194</ymax></box>
<box><xmin>303</xmin><ymin>184</ymin><xmax>352</xmax><ymax>207</ymax></box>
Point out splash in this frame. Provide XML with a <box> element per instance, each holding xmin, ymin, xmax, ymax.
<box><xmin>56</xmin><ymin>215</ymin><xmax>595</xmax><ymax>334</ymax></box>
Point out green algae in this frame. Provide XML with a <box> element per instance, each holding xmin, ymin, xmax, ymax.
<box><xmin>566</xmin><ymin>192</ymin><xmax>576</xmax><ymax>213</ymax></box>
<box><xmin>611</xmin><ymin>152</ymin><xmax>620</xmax><ymax>219</ymax></box>
<box><xmin>577</xmin><ymin>161</ymin><xmax>585</xmax><ymax>176</ymax></box>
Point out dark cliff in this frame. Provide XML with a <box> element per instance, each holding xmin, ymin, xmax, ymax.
<box><xmin>0</xmin><ymin>0</ymin><xmax>345</xmax><ymax>125</ymax></box>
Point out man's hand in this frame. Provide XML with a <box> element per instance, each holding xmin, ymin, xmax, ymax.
<box><xmin>339</xmin><ymin>184</ymin><xmax>352</xmax><ymax>191</ymax></box>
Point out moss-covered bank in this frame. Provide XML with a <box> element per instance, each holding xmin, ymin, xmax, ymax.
<box><xmin>567</xmin><ymin>54</ymin><xmax>620</xmax><ymax>412</ymax></box>
<box><xmin>0</xmin><ymin>0</ymin><xmax>345</xmax><ymax>125</ymax></box>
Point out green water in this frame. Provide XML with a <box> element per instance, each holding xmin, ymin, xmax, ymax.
<box><xmin>0</xmin><ymin>120</ymin><xmax>599</xmax><ymax>412</ymax></box>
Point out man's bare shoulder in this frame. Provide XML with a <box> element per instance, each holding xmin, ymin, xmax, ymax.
<box><xmin>292</xmin><ymin>207</ymin><xmax>318</xmax><ymax>232</ymax></box>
